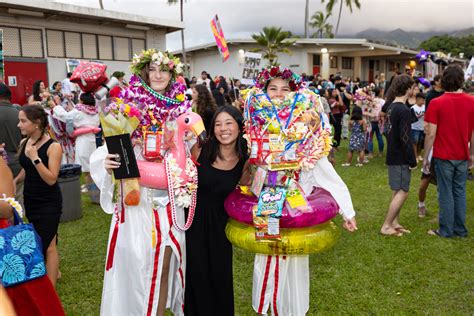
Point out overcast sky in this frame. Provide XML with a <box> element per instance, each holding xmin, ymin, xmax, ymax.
<box><xmin>56</xmin><ymin>0</ymin><xmax>474</xmax><ymax>50</ymax></box>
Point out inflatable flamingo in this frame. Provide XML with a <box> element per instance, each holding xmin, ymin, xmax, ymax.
<box><xmin>137</xmin><ymin>111</ymin><xmax>205</xmax><ymax>189</ymax></box>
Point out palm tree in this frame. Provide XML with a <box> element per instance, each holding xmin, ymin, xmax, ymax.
<box><xmin>322</xmin><ymin>0</ymin><xmax>361</xmax><ymax>36</ymax></box>
<box><xmin>304</xmin><ymin>0</ymin><xmax>309</xmax><ymax>38</ymax></box>
<box><xmin>309</xmin><ymin>10</ymin><xmax>334</xmax><ymax>38</ymax></box>
<box><xmin>251</xmin><ymin>27</ymin><xmax>295</xmax><ymax>66</ymax></box>
<box><xmin>98</xmin><ymin>0</ymin><xmax>104</xmax><ymax>9</ymax></box>
<box><xmin>168</xmin><ymin>0</ymin><xmax>188</xmax><ymax>77</ymax></box>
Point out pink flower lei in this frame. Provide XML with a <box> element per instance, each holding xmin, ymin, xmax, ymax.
<box><xmin>75</xmin><ymin>103</ymin><xmax>98</xmax><ymax>115</ymax></box>
<box><xmin>117</xmin><ymin>74</ymin><xmax>191</xmax><ymax>138</ymax></box>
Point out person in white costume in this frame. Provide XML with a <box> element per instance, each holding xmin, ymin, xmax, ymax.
<box><xmin>52</xmin><ymin>92</ymin><xmax>99</xmax><ymax>188</ymax></box>
<box><xmin>90</xmin><ymin>50</ymin><xmax>197</xmax><ymax>316</ymax></box>
<box><xmin>251</xmin><ymin>75</ymin><xmax>358</xmax><ymax>316</ymax></box>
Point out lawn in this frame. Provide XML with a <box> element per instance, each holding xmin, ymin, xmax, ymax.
<box><xmin>57</xmin><ymin>141</ymin><xmax>474</xmax><ymax>315</ymax></box>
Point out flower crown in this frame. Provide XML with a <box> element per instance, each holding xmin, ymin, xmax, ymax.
<box><xmin>130</xmin><ymin>49</ymin><xmax>184</xmax><ymax>78</ymax></box>
<box><xmin>255</xmin><ymin>66</ymin><xmax>302</xmax><ymax>90</ymax></box>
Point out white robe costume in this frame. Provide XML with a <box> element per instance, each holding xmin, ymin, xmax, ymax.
<box><xmin>90</xmin><ymin>146</ymin><xmax>186</xmax><ymax>316</ymax></box>
<box><xmin>252</xmin><ymin>113</ymin><xmax>356</xmax><ymax>315</ymax></box>
<box><xmin>53</xmin><ymin>106</ymin><xmax>99</xmax><ymax>172</ymax></box>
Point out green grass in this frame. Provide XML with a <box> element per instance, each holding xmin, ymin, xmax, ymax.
<box><xmin>57</xmin><ymin>141</ymin><xmax>474</xmax><ymax>315</ymax></box>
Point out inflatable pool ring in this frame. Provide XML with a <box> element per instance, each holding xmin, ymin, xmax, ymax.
<box><xmin>225</xmin><ymin>218</ymin><xmax>340</xmax><ymax>255</ymax></box>
<box><xmin>224</xmin><ymin>187</ymin><xmax>339</xmax><ymax>228</ymax></box>
<box><xmin>71</xmin><ymin>126</ymin><xmax>101</xmax><ymax>138</ymax></box>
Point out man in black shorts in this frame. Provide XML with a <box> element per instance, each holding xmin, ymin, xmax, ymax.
<box><xmin>381</xmin><ymin>75</ymin><xmax>417</xmax><ymax>236</ymax></box>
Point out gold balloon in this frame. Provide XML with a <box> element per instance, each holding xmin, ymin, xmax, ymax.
<box><xmin>409</xmin><ymin>60</ymin><xmax>417</xmax><ymax>69</ymax></box>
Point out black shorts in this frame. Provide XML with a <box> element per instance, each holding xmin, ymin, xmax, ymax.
<box><xmin>388</xmin><ymin>165</ymin><xmax>411</xmax><ymax>192</ymax></box>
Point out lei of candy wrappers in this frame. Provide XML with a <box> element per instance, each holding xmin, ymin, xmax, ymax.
<box><xmin>244</xmin><ymin>87</ymin><xmax>332</xmax><ymax>171</ymax></box>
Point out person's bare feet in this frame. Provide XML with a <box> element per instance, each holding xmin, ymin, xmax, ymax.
<box><xmin>380</xmin><ymin>227</ymin><xmax>403</xmax><ymax>236</ymax></box>
<box><xmin>394</xmin><ymin>226</ymin><xmax>411</xmax><ymax>234</ymax></box>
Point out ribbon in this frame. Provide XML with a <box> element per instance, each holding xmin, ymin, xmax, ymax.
<box><xmin>268</xmin><ymin>171</ymin><xmax>277</xmax><ymax>187</ymax></box>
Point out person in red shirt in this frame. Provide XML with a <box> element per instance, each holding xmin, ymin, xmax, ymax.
<box><xmin>423</xmin><ymin>64</ymin><xmax>474</xmax><ymax>238</ymax></box>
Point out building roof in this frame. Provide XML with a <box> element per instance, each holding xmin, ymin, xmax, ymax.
<box><xmin>174</xmin><ymin>38</ymin><xmax>466</xmax><ymax>63</ymax></box>
<box><xmin>0</xmin><ymin>0</ymin><xmax>184</xmax><ymax>33</ymax></box>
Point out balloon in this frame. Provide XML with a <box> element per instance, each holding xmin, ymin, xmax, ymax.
<box><xmin>224</xmin><ymin>187</ymin><xmax>339</xmax><ymax>228</ymax></box>
<box><xmin>70</xmin><ymin>62</ymin><xmax>109</xmax><ymax>93</ymax></box>
<box><xmin>225</xmin><ymin>219</ymin><xmax>340</xmax><ymax>255</ymax></box>
<box><xmin>71</xmin><ymin>126</ymin><xmax>101</xmax><ymax>138</ymax></box>
<box><xmin>409</xmin><ymin>60</ymin><xmax>417</xmax><ymax>69</ymax></box>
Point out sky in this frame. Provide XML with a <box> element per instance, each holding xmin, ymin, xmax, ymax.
<box><xmin>55</xmin><ymin>0</ymin><xmax>474</xmax><ymax>50</ymax></box>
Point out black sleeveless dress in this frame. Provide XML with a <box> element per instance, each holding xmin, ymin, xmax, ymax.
<box><xmin>19</xmin><ymin>138</ymin><xmax>62</xmax><ymax>256</ymax></box>
<box><xmin>184</xmin><ymin>149</ymin><xmax>245</xmax><ymax>316</ymax></box>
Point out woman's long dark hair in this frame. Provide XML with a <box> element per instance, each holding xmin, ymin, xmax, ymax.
<box><xmin>204</xmin><ymin>105</ymin><xmax>248</xmax><ymax>164</ymax></box>
<box><xmin>32</xmin><ymin>80</ymin><xmax>43</xmax><ymax>102</ymax></box>
<box><xmin>194</xmin><ymin>84</ymin><xmax>217</xmax><ymax>116</ymax></box>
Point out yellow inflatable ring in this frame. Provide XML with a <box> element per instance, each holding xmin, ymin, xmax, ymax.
<box><xmin>225</xmin><ymin>218</ymin><xmax>340</xmax><ymax>255</ymax></box>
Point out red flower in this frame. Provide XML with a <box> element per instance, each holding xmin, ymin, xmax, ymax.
<box><xmin>270</xmin><ymin>67</ymin><xmax>279</xmax><ymax>77</ymax></box>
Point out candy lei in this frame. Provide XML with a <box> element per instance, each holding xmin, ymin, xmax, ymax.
<box><xmin>0</xmin><ymin>194</ymin><xmax>24</xmax><ymax>218</ymax></box>
<box><xmin>164</xmin><ymin>154</ymin><xmax>198</xmax><ymax>232</ymax></box>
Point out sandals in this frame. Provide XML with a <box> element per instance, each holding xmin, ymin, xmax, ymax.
<box><xmin>427</xmin><ymin>229</ymin><xmax>442</xmax><ymax>236</ymax></box>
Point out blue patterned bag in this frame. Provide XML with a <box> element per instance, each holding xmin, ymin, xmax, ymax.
<box><xmin>0</xmin><ymin>208</ymin><xmax>46</xmax><ymax>287</ymax></box>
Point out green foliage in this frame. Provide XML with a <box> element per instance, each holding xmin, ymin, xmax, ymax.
<box><xmin>310</xmin><ymin>10</ymin><xmax>334</xmax><ymax>38</ymax></box>
<box><xmin>57</xmin><ymin>141</ymin><xmax>474</xmax><ymax>315</ymax></box>
<box><xmin>420</xmin><ymin>34</ymin><xmax>474</xmax><ymax>59</ymax></box>
<box><xmin>251</xmin><ymin>26</ymin><xmax>295</xmax><ymax>67</ymax></box>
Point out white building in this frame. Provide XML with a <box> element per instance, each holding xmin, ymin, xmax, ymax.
<box><xmin>174</xmin><ymin>38</ymin><xmax>464</xmax><ymax>83</ymax></box>
<box><xmin>0</xmin><ymin>0</ymin><xmax>182</xmax><ymax>104</ymax></box>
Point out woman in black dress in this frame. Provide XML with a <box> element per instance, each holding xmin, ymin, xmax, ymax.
<box><xmin>16</xmin><ymin>105</ymin><xmax>63</xmax><ymax>288</ymax></box>
<box><xmin>185</xmin><ymin>106</ymin><xmax>250</xmax><ymax>315</ymax></box>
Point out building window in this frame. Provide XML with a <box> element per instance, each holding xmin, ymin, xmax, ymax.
<box><xmin>375</xmin><ymin>60</ymin><xmax>380</xmax><ymax>71</ymax></box>
<box><xmin>342</xmin><ymin>57</ymin><xmax>353</xmax><ymax>69</ymax></box>
<box><xmin>20</xmin><ymin>29</ymin><xmax>43</xmax><ymax>58</ymax></box>
<box><xmin>330</xmin><ymin>56</ymin><xmax>337</xmax><ymax>68</ymax></box>
<box><xmin>82</xmin><ymin>33</ymin><xmax>98</xmax><ymax>59</ymax></box>
<box><xmin>114</xmin><ymin>37</ymin><xmax>130</xmax><ymax>61</ymax></box>
<box><xmin>131</xmin><ymin>38</ymin><xmax>145</xmax><ymax>56</ymax></box>
<box><xmin>313</xmin><ymin>54</ymin><xmax>321</xmax><ymax>66</ymax></box>
<box><xmin>65</xmin><ymin>32</ymin><xmax>82</xmax><ymax>58</ymax></box>
<box><xmin>46</xmin><ymin>30</ymin><xmax>65</xmax><ymax>57</ymax></box>
<box><xmin>1</xmin><ymin>27</ymin><xmax>21</xmax><ymax>57</ymax></box>
<box><xmin>98</xmin><ymin>35</ymin><xmax>113</xmax><ymax>60</ymax></box>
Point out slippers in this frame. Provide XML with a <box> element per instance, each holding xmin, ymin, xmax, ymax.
<box><xmin>395</xmin><ymin>227</ymin><xmax>411</xmax><ymax>234</ymax></box>
<box><xmin>427</xmin><ymin>229</ymin><xmax>441</xmax><ymax>236</ymax></box>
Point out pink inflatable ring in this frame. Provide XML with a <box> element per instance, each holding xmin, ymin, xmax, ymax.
<box><xmin>224</xmin><ymin>187</ymin><xmax>339</xmax><ymax>228</ymax></box>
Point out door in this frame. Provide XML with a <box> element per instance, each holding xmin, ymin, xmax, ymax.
<box><xmin>368</xmin><ymin>60</ymin><xmax>374</xmax><ymax>83</ymax></box>
<box><xmin>4</xmin><ymin>58</ymin><xmax>48</xmax><ymax>105</ymax></box>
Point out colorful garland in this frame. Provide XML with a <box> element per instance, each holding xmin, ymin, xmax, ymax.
<box><xmin>254</xmin><ymin>66</ymin><xmax>302</xmax><ymax>90</ymax></box>
<box><xmin>130</xmin><ymin>49</ymin><xmax>184</xmax><ymax>78</ymax></box>
<box><xmin>105</xmin><ymin>74</ymin><xmax>190</xmax><ymax>139</ymax></box>
<box><xmin>0</xmin><ymin>194</ymin><xmax>24</xmax><ymax>218</ymax></box>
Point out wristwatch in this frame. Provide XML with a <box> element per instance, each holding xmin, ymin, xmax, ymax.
<box><xmin>32</xmin><ymin>158</ymin><xmax>42</xmax><ymax>165</ymax></box>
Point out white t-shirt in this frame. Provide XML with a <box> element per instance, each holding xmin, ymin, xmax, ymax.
<box><xmin>411</xmin><ymin>104</ymin><xmax>425</xmax><ymax>131</ymax></box>
<box><xmin>61</xmin><ymin>78</ymin><xmax>76</xmax><ymax>95</ymax></box>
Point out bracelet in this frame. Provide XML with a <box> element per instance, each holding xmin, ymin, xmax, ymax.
<box><xmin>0</xmin><ymin>194</ymin><xmax>24</xmax><ymax>218</ymax></box>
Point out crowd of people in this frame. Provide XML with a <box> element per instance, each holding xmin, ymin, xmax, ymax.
<box><xmin>0</xmin><ymin>47</ymin><xmax>473</xmax><ymax>316</ymax></box>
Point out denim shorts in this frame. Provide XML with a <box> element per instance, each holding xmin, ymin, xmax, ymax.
<box><xmin>411</xmin><ymin>130</ymin><xmax>424</xmax><ymax>144</ymax></box>
<box><xmin>388</xmin><ymin>165</ymin><xmax>411</xmax><ymax>192</ymax></box>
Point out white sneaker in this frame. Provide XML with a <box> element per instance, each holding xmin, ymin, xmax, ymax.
<box><xmin>341</xmin><ymin>163</ymin><xmax>351</xmax><ymax>167</ymax></box>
